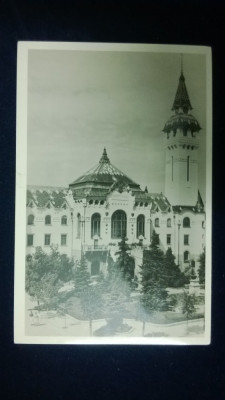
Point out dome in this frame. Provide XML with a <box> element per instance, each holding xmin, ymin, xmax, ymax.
<box><xmin>69</xmin><ymin>148</ymin><xmax>140</xmax><ymax>191</ymax></box>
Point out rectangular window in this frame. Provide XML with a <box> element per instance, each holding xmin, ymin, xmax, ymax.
<box><xmin>167</xmin><ymin>234</ymin><xmax>171</xmax><ymax>245</ymax></box>
<box><xmin>184</xmin><ymin>234</ymin><xmax>189</xmax><ymax>245</ymax></box>
<box><xmin>44</xmin><ymin>234</ymin><xmax>51</xmax><ymax>246</ymax></box>
<box><xmin>27</xmin><ymin>234</ymin><xmax>33</xmax><ymax>246</ymax></box>
<box><xmin>61</xmin><ymin>234</ymin><xmax>67</xmax><ymax>246</ymax></box>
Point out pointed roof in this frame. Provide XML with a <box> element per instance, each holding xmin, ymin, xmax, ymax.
<box><xmin>172</xmin><ymin>71</ymin><xmax>192</xmax><ymax>113</ymax></box>
<box><xmin>69</xmin><ymin>148</ymin><xmax>140</xmax><ymax>190</ymax></box>
<box><xmin>163</xmin><ymin>65</ymin><xmax>201</xmax><ymax>133</ymax></box>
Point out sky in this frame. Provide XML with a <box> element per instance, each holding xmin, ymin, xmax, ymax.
<box><xmin>27</xmin><ymin>47</ymin><xmax>207</xmax><ymax>198</ymax></box>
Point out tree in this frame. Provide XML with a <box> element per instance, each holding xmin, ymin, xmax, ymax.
<box><xmin>182</xmin><ymin>291</ymin><xmax>196</xmax><ymax>329</ymax></box>
<box><xmin>80</xmin><ymin>285</ymin><xmax>103</xmax><ymax>335</ymax></box>
<box><xmin>198</xmin><ymin>248</ymin><xmax>205</xmax><ymax>285</ymax></box>
<box><xmin>139</xmin><ymin>231</ymin><xmax>168</xmax><ymax>333</ymax></box>
<box><xmin>73</xmin><ymin>254</ymin><xmax>90</xmax><ymax>297</ymax></box>
<box><xmin>114</xmin><ymin>233</ymin><xmax>135</xmax><ymax>285</ymax></box>
<box><xmin>25</xmin><ymin>246</ymin><xmax>74</xmax><ymax>308</ymax></box>
<box><xmin>164</xmin><ymin>247</ymin><xmax>186</xmax><ymax>288</ymax></box>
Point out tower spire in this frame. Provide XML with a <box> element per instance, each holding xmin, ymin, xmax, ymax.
<box><xmin>172</xmin><ymin>56</ymin><xmax>192</xmax><ymax>114</ymax></box>
<box><xmin>180</xmin><ymin>53</ymin><xmax>183</xmax><ymax>75</ymax></box>
<box><xmin>99</xmin><ymin>147</ymin><xmax>110</xmax><ymax>164</ymax></box>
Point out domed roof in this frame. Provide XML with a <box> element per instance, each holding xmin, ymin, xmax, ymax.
<box><xmin>69</xmin><ymin>148</ymin><xmax>140</xmax><ymax>190</ymax></box>
<box><xmin>163</xmin><ymin>112</ymin><xmax>201</xmax><ymax>133</ymax></box>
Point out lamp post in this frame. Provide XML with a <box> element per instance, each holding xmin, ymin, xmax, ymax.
<box><xmin>177</xmin><ymin>220</ymin><xmax>181</xmax><ymax>267</ymax></box>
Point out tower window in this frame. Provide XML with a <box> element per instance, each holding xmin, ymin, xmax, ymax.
<box><xmin>27</xmin><ymin>214</ymin><xmax>35</xmax><ymax>225</ymax></box>
<box><xmin>187</xmin><ymin>156</ymin><xmax>190</xmax><ymax>181</ymax></box>
<box><xmin>91</xmin><ymin>213</ymin><xmax>101</xmax><ymax>238</ymax></box>
<box><xmin>44</xmin><ymin>234</ymin><xmax>51</xmax><ymax>246</ymax></box>
<box><xmin>137</xmin><ymin>214</ymin><xmax>145</xmax><ymax>238</ymax></box>
<box><xmin>61</xmin><ymin>215</ymin><xmax>67</xmax><ymax>225</ymax></box>
<box><xmin>184</xmin><ymin>234</ymin><xmax>189</xmax><ymax>245</ymax></box>
<box><xmin>167</xmin><ymin>218</ymin><xmax>171</xmax><ymax>227</ymax></box>
<box><xmin>45</xmin><ymin>215</ymin><xmax>51</xmax><ymax>225</ymax></box>
<box><xmin>111</xmin><ymin>210</ymin><xmax>127</xmax><ymax>239</ymax></box>
<box><xmin>155</xmin><ymin>218</ymin><xmax>159</xmax><ymax>228</ymax></box>
<box><xmin>184</xmin><ymin>251</ymin><xmax>189</xmax><ymax>263</ymax></box>
<box><xmin>61</xmin><ymin>234</ymin><xmax>67</xmax><ymax>246</ymax></box>
<box><xmin>27</xmin><ymin>234</ymin><xmax>34</xmax><ymax>246</ymax></box>
<box><xmin>183</xmin><ymin>217</ymin><xmax>190</xmax><ymax>228</ymax></box>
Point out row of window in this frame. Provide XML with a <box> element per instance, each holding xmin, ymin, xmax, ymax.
<box><xmin>88</xmin><ymin>213</ymin><xmax>191</xmax><ymax>239</ymax></box>
<box><xmin>27</xmin><ymin>234</ymin><xmax>67</xmax><ymax>247</ymax></box>
<box><xmin>166</xmin><ymin>234</ymin><xmax>189</xmax><ymax>245</ymax></box>
<box><xmin>155</xmin><ymin>217</ymin><xmax>191</xmax><ymax>228</ymax></box>
<box><xmin>27</xmin><ymin>215</ymin><xmax>68</xmax><ymax>226</ymax></box>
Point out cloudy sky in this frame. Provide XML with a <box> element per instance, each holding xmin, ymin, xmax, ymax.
<box><xmin>27</xmin><ymin>47</ymin><xmax>206</xmax><ymax>198</ymax></box>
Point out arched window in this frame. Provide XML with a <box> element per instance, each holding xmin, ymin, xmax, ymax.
<box><xmin>155</xmin><ymin>218</ymin><xmax>159</xmax><ymax>227</ymax></box>
<box><xmin>167</xmin><ymin>218</ymin><xmax>171</xmax><ymax>227</ymax></box>
<box><xmin>61</xmin><ymin>215</ymin><xmax>67</xmax><ymax>225</ymax></box>
<box><xmin>111</xmin><ymin>210</ymin><xmax>127</xmax><ymax>239</ymax></box>
<box><xmin>91</xmin><ymin>260</ymin><xmax>100</xmax><ymax>276</ymax></box>
<box><xmin>183</xmin><ymin>217</ymin><xmax>190</xmax><ymax>228</ymax></box>
<box><xmin>137</xmin><ymin>214</ymin><xmax>145</xmax><ymax>238</ymax></box>
<box><xmin>45</xmin><ymin>215</ymin><xmax>51</xmax><ymax>225</ymax></box>
<box><xmin>91</xmin><ymin>213</ymin><xmax>101</xmax><ymax>238</ymax></box>
<box><xmin>184</xmin><ymin>251</ymin><xmax>189</xmax><ymax>263</ymax></box>
<box><xmin>27</xmin><ymin>214</ymin><xmax>34</xmax><ymax>225</ymax></box>
<box><xmin>77</xmin><ymin>213</ymin><xmax>81</xmax><ymax>238</ymax></box>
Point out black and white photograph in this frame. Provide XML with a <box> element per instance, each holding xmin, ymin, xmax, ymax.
<box><xmin>14</xmin><ymin>42</ymin><xmax>212</xmax><ymax>344</ymax></box>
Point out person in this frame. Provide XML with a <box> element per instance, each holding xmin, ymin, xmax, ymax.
<box><xmin>29</xmin><ymin>310</ymin><xmax>33</xmax><ymax>324</ymax></box>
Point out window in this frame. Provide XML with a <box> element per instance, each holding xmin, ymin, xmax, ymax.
<box><xmin>91</xmin><ymin>213</ymin><xmax>101</xmax><ymax>238</ymax></box>
<box><xmin>45</xmin><ymin>215</ymin><xmax>51</xmax><ymax>225</ymax></box>
<box><xmin>61</xmin><ymin>234</ymin><xmax>67</xmax><ymax>246</ymax></box>
<box><xmin>155</xmin><ymin>218</ymin><xmax>159</xmax><ymax>227</ymax></box>
<box><xmin>27</xmin><ymin>214</ymin><xmax>34</xmax><ymax>225</ymax></box>
<box><xmin>27</xmin><ymin>234</ymin><xmax>33</xmax><ymax>246</ymax></box>
<box><xmin>184</xmin><ymin>251</ymin><xmax>189</xmax><ymax>263</ymax></box>
<box><xmin>187</xmin><ymin>156</ymin><xmax>190</xmax><ymax>181</ymax></box>
<box><xmin>77</xmin><ymin>213</ymin><xmax>81</xmax><ymax>238</ymax></box>
<box><xmin>61</xmin><ymin>215</ymin><xmax>67</xmax><ymax>225</ymax></box>
<box><xmin>167</xmin><ymin>218</ymin><xmax>171</xmax><ymax>228</ymax></box>
<box><xmin>111</xmin><ymin>210</ymin><xmax>127</xmax><ymax>239</ymax></box>
<box><xmin>137</xmin><ymin>214</ymin><xmax>145</xmax><ymax>238</ymax></box>
<box><xmin>167</xmin><ymin>234</ymin><xmax>171</xmax><ymax>245</ymax></box>
<box><xmin>183</xmin><ymin>217</ymin><xmax>190</xmax><ymax>228</ymax></box>
<box><xmin>91</xmin><ymin>260</ymin><xmax>100</xmax><ymax>276</ymax></box>
<box><xmin>184</xmin><ymin>234</ymin><xmax>189</xmax><ymax>245</ymax></box>
<box><xmin>44</xmin><ymin>234</ymin><xmax>51</xmax><ymax>246</ymax></box>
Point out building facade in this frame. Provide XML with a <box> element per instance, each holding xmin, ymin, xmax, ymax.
<box><xmin>26</xmin><ymin>68</ymin><xmax>205</xmax><ymax>278</ymax></box>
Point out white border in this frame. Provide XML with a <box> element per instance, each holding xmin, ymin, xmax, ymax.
<box><xmin>14</xmin><ymin>42</ymin><xmax>212</xmax><ymax>345</ymax></box>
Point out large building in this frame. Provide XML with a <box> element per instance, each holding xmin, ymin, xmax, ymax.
<box><xmin>26</xmin><ymin>67</ymin><xmax>205</xmax><ymax>277</ymax></box>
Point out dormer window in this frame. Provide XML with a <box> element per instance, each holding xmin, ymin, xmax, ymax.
<box><xmin>45</xmin><ymin>215</ymin><xmax>51</xmax><ymax>225</ymax></box>
<box><xmin>28</xmin><ymin>214</ymin><xmax>35</xmax><ymax>225</ymax></box>
<box><xmin>61</xmin><ymin>215</ymin><xmax>67</xmax><ymax>225</ymax></box>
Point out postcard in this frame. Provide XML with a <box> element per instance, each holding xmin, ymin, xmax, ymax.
<box><xmin>14</xmin><ymin>42</ymin><xmax>212</xmax><ymax>344</ymax></box>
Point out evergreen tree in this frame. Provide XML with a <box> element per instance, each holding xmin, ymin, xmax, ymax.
<box><xmin>73</xmin><ymin>254</ymin><xmax>90</xmax><ymax>297</ymax></box>
<box><xmin>139</xmin><ymin>231</ymin><xmax>168</xmax><ymax>316</ymax></box>
<box><xmin>114</xmin><ymin>233</ymin><xmax>135</xmax><ymax>285</ymax></box>
<box><xmin>164</xmin><ymin>247</ymin><xmax>186</xmax><ymax>288</ymax></box>
<box><xmin>198</xmin><ymin>248</ymin><xmax>205</xmax><ymax>285</ymax></box>
<box><xmin>182</xmin><ymin>291</ymin><xmax>196</xmax><ymax>328</ymax></box>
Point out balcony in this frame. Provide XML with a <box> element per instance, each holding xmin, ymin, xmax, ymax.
<box><xmin>83</xmin><ymin>244</ymin><xmax>109</xmax><ymax>252</ymax></box>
